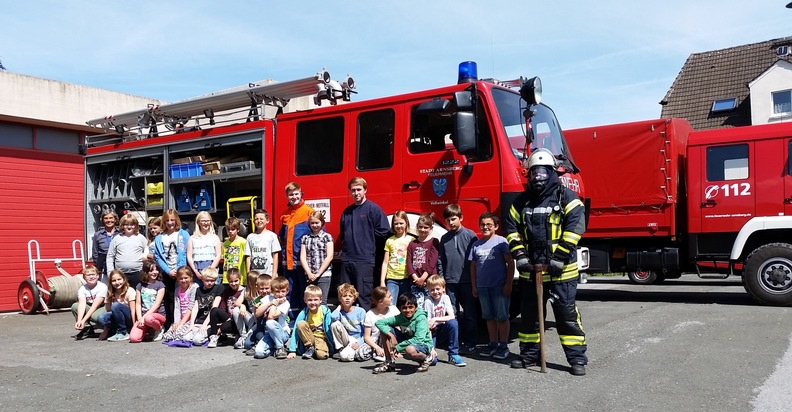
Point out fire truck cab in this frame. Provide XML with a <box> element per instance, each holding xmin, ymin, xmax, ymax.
<box><xmin>83</xmin><ymin>63</ymin><xmax>587</xmax><ymax>280</ymax></box>
<box><xmin>687</xmin><ymin>122</ymin><xmax>792</xmax><ymax>305</ymax></box>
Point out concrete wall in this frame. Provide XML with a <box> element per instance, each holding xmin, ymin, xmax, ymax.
<box><xmin>749</xmin><ymin>60</ymin><xmax>792</xmax><ymax>125</ymax></box>
<box><xmin>0</xmin><ymin>71</ymin><xmax>164</xmax><ymax>127</ymax></box>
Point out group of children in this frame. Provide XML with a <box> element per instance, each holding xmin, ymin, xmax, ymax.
<box><xmin>72</xmin><ymin>202</ymin><xmax>516</xmax><ymax>374</ymax></box>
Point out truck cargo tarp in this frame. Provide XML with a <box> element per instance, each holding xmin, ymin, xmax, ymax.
<box><xmin>566</xmin><ymin>118</ymin><xmax>690</xmax><ymax>209</ymax></box>
<box><xmin>564</xmin><ymin>118</ymin><xmax>691</xmax><ymax>237</ymax></box>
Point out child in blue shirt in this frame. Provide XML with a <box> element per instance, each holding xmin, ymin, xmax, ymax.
<box><xmin>468</xmin><ymin>212</ymin><xmax>514</xmax><ymax>360</ymax></box>
<box><xmin>330</xmin><ymin>283</ymin><xmax>367</xmax><ymax>361</ymax></box>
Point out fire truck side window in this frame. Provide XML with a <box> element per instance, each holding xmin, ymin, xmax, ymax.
<box><xmin>295</xmin><ymin>117</ymin><xmax>344</xmax><ymax>175</ymax></box>
<box><xmin>408</xmin><ymin>102</ymin><xmax>492</xmax><ymax>161</ymax></box>
<box><xmin>357</xmin><ymin>109</ymin><xmax>395</xmax><ymax>171</ymax></box>
<box><xmin>706</xmin><ymin>144</ymin><xmax>749</xmax><ymax>181</ymax></box>
<box><xmin>409</xmin><ymin>106</ymin><xmax>451</xmax><ymax>154</ymax></box>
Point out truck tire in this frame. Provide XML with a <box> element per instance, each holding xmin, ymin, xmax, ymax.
<box><xmin>743</xmin><ymin>243</ymin><xmax>792</xmax><ymax>306</ymax></box>
<box><xmin>628</xmin><ymin>270</ymin><xmax>658</xmax><ymax>285</ymax></box>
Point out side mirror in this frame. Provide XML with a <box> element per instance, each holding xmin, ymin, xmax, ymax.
<box><xmin>454</xmin><ymin>91</ymin><xmax>474</xmax><ymax>111</ymax></box>
<box><xmin>454</xmin><ymin>112</ymin><xmax>477</xmax><ymax>156</ymax></box>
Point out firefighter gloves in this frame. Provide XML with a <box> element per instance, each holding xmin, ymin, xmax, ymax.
<box><xmin>515</xmin><ymin>256</ymin><xmax>532</xmax><ymax>274</ymax></box>
<box><xmin>548</xmin><ymin>259</ymin><xmax>564</xmax><ymax>277</ymax></box>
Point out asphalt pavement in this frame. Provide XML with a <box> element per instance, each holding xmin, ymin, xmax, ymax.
<box><xmin>1</xmin><ymin>274</ymin><xmax>791</xmax><ymax>411</ymax></box>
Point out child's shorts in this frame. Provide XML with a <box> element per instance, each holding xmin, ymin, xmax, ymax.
<box><xmin>387</xmin><ymin>329</ymin><xmax>430</xmax><ymax>356</ymax></box>
<box><xmin>478</xmin><ymin>285</ymin><xmax>510</xmax><ymax>321</ymax></box>
<box><xmin>407</xmin><ymin>344</ymin><xmax>431</xmax><ymax>355</ymax></box>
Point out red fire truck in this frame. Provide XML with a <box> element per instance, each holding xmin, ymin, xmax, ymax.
<box><xmin>565</xmin><ymin>118</ymin><xmax>792</xmax><ymax>305</ymax></box>
<box><xmin>82</xmin><ymin>63</ymin><xmax>588</xmax><ymax>286</ymax></box>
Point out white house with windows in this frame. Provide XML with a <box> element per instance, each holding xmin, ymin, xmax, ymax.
<box><xmin>748</xmin><ymin>59</ymin><xmax>792</xmax><ymax>124</ymax></box>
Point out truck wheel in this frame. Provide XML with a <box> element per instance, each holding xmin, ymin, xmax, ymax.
<box><xmin>744</xmin><ymin>243</ymin><xmax>792</xmax><ymax>306</ymax></box>
<box><xmin>18</xmin><ymin>280</ymin><xmax>41</xmax><ymax>314</ymax></box>
<box><xmin>628</xmin><ymin>270</ymin><xmax>658</xmax><ymax>285</ymax></box>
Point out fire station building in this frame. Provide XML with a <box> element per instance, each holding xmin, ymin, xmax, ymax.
<box><xmin>0</xmin><ymin>71</ymin><xmax>161</xmax><ymax>312</ymax></box>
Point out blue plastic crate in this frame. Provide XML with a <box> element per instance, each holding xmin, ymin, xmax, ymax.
<box><xmin>169</xmin><ymin>162</ymin><xmax>204</xmax><ymax>179</ymax></box>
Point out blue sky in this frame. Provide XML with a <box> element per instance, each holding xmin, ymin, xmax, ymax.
<box><xmin>1</xmin><ymin>1</ymin><xmax>790</xmax><ymax>129</ymax></box>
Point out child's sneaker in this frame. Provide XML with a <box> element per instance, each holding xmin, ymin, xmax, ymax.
<box><xmin>233</xmin><ymin>336</ymin><xmax>245</xmax><ymax>349</ymax></box>
<box><xmin>73</xmin><ymin>328</ymin><xmax>88</xmax><ymax>341</ymax></box>
<box><xmin>274</xmin><ymin>347</ymin><xmax>288</xmax><ymax>359</ymax></box>
<box><xmin>207</xmin><ymin>334</ymin><xmax>219</xmax><ymax>348</ymax></box>
<box><xmin>493</xmin><ymin>346</ymin><xmax>510</xmax><ymax>360</ymax></box>
<box><xmin>449</xmin><ymin>354</ymin><xmax>467</xmax><ymax>367</ymax></box>
<box><xmin>479</xmin><ymin>343</ymin><xmax>497</xmax><ymax>357</ymax></box>
<box><xmin>107</xmin><ymin>333</ymin><xmax>130</xmax><ymax>342</ymax></box>
<box><xmin>153</xmin><ymin>329</ymin><xmax>164</xmax><ymax>342</ymax></box>
<box><xmin>244</xmin><ymin>348</ymin><xmax>256</xmax><ymax>356</ymax></box>
<box><xmin>302</xmin><ymin>345</ymin><xmax>316</xmax><ymax>359</ymax></box>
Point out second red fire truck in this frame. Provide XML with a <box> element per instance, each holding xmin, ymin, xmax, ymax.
<box><xmin>565</xmin><ymin>118</ymin><xmax>792</xmax><ymax>305</ymax></box>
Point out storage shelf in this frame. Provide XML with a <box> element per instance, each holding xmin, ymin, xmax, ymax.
<box><xmin>169</xmin><ymin>168</ymin><xmax>260</xmax><ymax>184</ymax></box>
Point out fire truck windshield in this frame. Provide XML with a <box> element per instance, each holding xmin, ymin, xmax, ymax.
<box><xmin>491</xmin><ymin>87</ymin><xmax>573</xmax><ymax>169</ymax></box>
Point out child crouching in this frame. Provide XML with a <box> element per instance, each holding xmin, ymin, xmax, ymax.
<box><xmin>373</xmin><ymin>292</ymin><xmax>434</xmax><ymax>374</ymax></box>
<box><xmin>287</xmin><ymin>285</ymin><xmax>334</xmax><ymax>360</ymax></box>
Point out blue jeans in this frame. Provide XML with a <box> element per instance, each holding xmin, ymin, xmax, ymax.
<box><xmin>385</xmin><ymin>279</ymin><xmax>411</xmax><ymax>301</ymax></box>
<box><xmin>244</xmin><ymin>320</ymin><xmax>264</xmax><ymax>350</ymax></box>
<box><xmin>445</xmin><ymin>282</ymin><xmax>477</xmax><ymax>347</ymax></box>
<box><xmin>97</xmin><ymin>302</ymin><xmax>132</xmax><ymax>334</ymax></box>
<box><xmin>432</xmin><ymin>318</ymin><xmax>460</xmax><ymax>356</ymax></box>
<box><xmin>255</xmin><ymin>319</ymin><xmax>290</xmax><ymax>357</ymax></box>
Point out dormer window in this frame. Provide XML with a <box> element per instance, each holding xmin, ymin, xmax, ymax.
<box><xmin>711</xmin><ymin>97</ymin><xmax>737</xmax><ymax>113</ymax></box>
<box><xmin>772</xmin><ymin>90</ymin><xmax>792</xmax><ymax>115</ymax></box>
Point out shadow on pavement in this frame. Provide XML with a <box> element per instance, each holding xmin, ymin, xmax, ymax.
<box><xmin>576</xmin><ymin>288</ymin><xmax>756</xmax><ymax>306</ymax></box>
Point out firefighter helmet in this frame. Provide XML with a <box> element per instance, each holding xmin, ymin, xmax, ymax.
<box><xmin>527</xmin><ymin>148</ymin><xmax>556</xmax><ymax>194</ymax></box>
<box><xmin>527</xmin><ymin>148</ymin><xmax>556</xmax><ymax>170</ymax></box>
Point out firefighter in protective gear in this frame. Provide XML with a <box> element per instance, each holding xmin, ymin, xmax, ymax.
<box><xmin>505</xmin><ymin>148</ymin><xmax>588</xmax><ymax>376</ymax></box>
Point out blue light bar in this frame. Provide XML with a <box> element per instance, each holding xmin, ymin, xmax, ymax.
<box><xmin>458</xmin><ymin>61</ymin><xmax>478</xmax><ymax>84</ymax></box>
